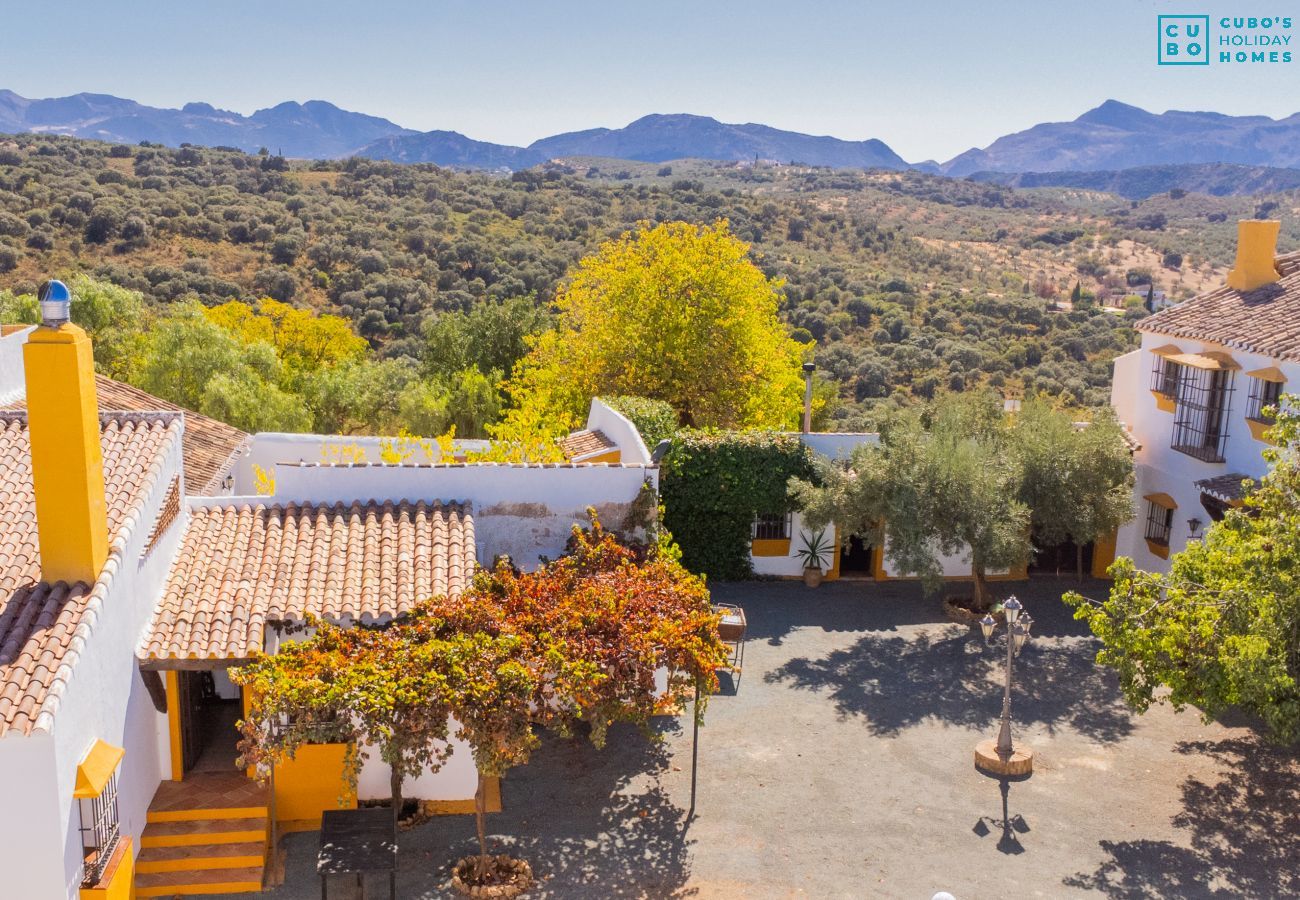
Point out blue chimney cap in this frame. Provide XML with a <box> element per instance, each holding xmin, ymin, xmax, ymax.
<box><xmin>38</xmin><ymin>279</ymin><xmax>72</xmax><ymax>327</ymax></box>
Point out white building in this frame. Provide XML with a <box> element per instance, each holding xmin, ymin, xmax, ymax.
<box><xmin>0</xmin><ymin>317</ymin><xmax>656</xmax><ymax>898</ymax></box>
<box><xmin>1110</xmin><ymin>219</ymin><xmax>1297</xmax><ymax>572</ymax></box>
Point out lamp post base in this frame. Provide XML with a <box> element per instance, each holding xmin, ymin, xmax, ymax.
<box><xmin>974</xmin><ymin>738</ymin><xmax>1033</xmax><ymax>776</ymax></box>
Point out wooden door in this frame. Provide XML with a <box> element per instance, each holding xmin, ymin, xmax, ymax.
<box><xmin>178</xmin><ymin>671</ymin><xmax>204</xmax><ymax>773</ymax></box>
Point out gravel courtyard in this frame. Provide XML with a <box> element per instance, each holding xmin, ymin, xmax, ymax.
<box><xmin>224</xmin><ymin>578</ymin><xmax>1297</xmax><ymax>899</ymax></box>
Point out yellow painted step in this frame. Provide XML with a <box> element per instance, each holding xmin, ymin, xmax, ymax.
<box><xmin>141</xmin><ymin>816</ymin><xmax>267</xmax><ymax>848</ymax></box>
<box><xmin>147</xmin><ymin>805</ymin><xmax>268</xmax><ymax>823</ymax></box>
<box><xmin>137</xmin><ymin>841</ymin><xmax>266</xmax><ymax>874</ymax></box>
<box><xmin>136</xmin><ymin>866</ymin><xmax>264</xmax><ymax>897</ymax></box>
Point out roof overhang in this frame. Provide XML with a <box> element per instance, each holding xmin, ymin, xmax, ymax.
<box><xmin>1166</xmin><ymin>351</ymin><xmax>1239</xmax><ymax>371</ymax></box>
<box><xmin>1245</xmin><ymin>366</ymin><xmax>1287</xmax><ymax>383</ymax></box>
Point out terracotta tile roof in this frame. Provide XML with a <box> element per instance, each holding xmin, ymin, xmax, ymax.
<box><xmin>1195</xmin><ymin>473</ymin><xmax>1256</xmax><ymax>503</ymax></box>
<box><xmin>559</xmin><ymin>429</ymin><xmax>617</xmax><ymax>461</ymax></box>
<box><xmin>141</xmin><ymin>500</ymin><xmax>475</xmax><ymax>664</ymax></box>
<box><xmin>0</xmin><ymin>412</ymin><xmax>182</xmax><ymax>735</ymax></box>
<box><xmin>5</xmin><ymin>376</ymin><xmax>249</xmax><ymax>495</ymax></box>
<box><xmin>1138</xmin><ymin>250</ymin><xmax>1300</xmax><ymax>362</ymax></box>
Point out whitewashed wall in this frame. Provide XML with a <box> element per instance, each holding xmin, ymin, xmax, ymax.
<box><xmin>0</xmin><ymin>731</ymin><xmax>65</xmax><ymax>898</ymax></box>
<box><xmin>7</xmin><ymin>417</ymin><xmax>189</xmax><ymax>897</ymax></box>
<box><xmin>226</xmin><ymin>432</ymin><xmax>495</xmax><ymax>495</ymax></box>
<box><xmin>750</xmin><ymin>512</ymin><xmax>829</xmax><ymax>578</ymax></box>
<box><xmin>585</xmin><ymin>399</ymin><xmax>652</xmax><ymax>464</ymax></box>
<box><xmin>0</xmin><ymin>326</ymin><xmax>32</xmax><ymax>406</ymax></box>
<box><xmin>797</xmin><ymin>432</ymin><xmax>879</xmax><ymax>459</ymax></box>
<box><xmin>1111</xmin><ymin>332</ymin><xmax>1297</xmax><ymax>572</ymax></box>
<box><xmin>231</xmin><ymin>462</ymin><xmax>657</xmax><ymax>570</ymax></box>
<box><xmin>879</xmin><ymin>537</ymin><xmax>1011</xmax><ymax>579</ymax></box>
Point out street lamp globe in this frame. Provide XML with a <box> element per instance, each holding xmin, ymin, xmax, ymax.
<box><xmin>1012</xmin><ymin>622</ymin><xmax>1030</xmax><ymax>655</ymax></box>
<box><xmin>1003</xmin><ymin>596</ymin><xmax>1023</xmax><ymax>626</ymax></box>
<box><xmin>979</xmin><ymin>613</ymin><xmax>996</xmax><ymax>641</ymax></box>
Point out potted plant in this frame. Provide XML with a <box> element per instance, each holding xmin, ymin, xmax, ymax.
<box><xmin>796</xmin><ymin>528</ymin><xmax>832</xmax><ymax>587</ymax></box>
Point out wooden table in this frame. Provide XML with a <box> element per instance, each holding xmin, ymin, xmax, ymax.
<box><xmin>317</xmin><ymin>808</ymin><xmax>397</xmax><ymax>900</ymax></box>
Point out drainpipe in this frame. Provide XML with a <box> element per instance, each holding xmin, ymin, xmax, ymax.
<box><xmin>802</xmin><ymin>362</ymin><xmax>816</xmax><ymax>433</ymax></box>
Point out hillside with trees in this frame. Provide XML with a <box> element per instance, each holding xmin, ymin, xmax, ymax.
<box><xmin>1</xmin><ymin>132</ymin><xmax>1297</xmax><ymax>433</ymax></box>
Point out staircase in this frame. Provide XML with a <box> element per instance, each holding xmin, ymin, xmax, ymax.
<box><xmin>136</xmin><ymin>773</ymin><xmax>270</xmax><ymax>896</ymax></box>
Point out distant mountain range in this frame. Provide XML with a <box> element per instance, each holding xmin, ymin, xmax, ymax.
<box><xmin>5</xmin><ymin>91</ymin><xmax>1300</xmax><ymax>191</ymax></box>
<box><xmin>969</xmin><ymin>163</ymin><xmax>1300</xmax><ymax>200</ymax></box>
<box><xmin>942</xmin><ymin>100</ymin><xmax>1300</xmax><ymax>175</ymax></box>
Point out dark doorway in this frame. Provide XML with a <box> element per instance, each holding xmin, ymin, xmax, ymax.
<box><xmin>1029</xmin><ymin>534</ymin><xmax>1093</xmax><ymax>578</ymax></box>
<box><xmin>177</xmin><ymin>671</ymin><xmax>243</xmax><ymax>775</ymax></box>
<box><xmin>840</xmin><ymin>535</ymin><xmax>875</xmax><ymax>577</ymax></box>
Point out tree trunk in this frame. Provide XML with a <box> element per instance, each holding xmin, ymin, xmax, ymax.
<box><xmin>474</xmin><ymin>772</ymin><xmax>489</xmax><ymax>877</ymax></box>
<box><xmin>972</xmin><ymin>566</ymin><xmax>989</xmax><ymax>611</ymax></box>
<box><xmin>390</xmin><ymin>766</ymin><xmax>404</xmax><ymax>835</ymax></box>
<box><xmin>1076</xmin><ymin>543</ymin><xmax>1084</xmax><ymax>583</ymax></box>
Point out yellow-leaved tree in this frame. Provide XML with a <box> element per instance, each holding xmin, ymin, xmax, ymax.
<box><xmin>205</xmin><ymin>298</ymin><xmax>368</xmax><ymax>376</ymax></box>
<box><xmin>501</xmin><ymin>220</ymin><xmax>810</xmax><ymax>435</ymax></box>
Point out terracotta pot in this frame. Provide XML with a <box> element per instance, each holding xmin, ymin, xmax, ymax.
<box><xmin>803</xmin><ymin>566</ymin><xmax>824</xmax><ymax>588</ymax></box>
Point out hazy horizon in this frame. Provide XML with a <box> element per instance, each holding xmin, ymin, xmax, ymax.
<box><xmin>3</xmin><ymin>0</ymin><xmax>1296</xmax><ymax>162</ymax></box>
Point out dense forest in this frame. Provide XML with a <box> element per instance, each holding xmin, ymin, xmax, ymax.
<box><xmin>1</xmin><ymin>132</ymin><xmax>1297</xmax><ymax>433</ymax></box>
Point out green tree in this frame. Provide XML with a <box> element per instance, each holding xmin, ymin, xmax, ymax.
<box><xmin>1066</xmin><ymin>402</ymin><xmax>1300</xmax><ymax>742</ymax></box>
<box><xmin>1013</xmin><ymin>400</ymin><xmax>1134</xmax><ymax>579</ymax></box>
<box><xmin>421</xmin><ymin>296</ymin><xmax>550</xmax><ymax>381</ymax></box>
<box><xmin>504</xmin><ymin>220</ymin><xmax>810</xmax><ymax>434</ymax></box>
<box><xmin>792</xmin><ymin>392</ymin><xmax>1031</xmax><ymax>608</ymax></box>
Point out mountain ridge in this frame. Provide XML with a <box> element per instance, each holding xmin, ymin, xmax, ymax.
<box><xmin>4</xmin><ymin>90</ymin><xmax>1300</xmax><ymax>179</ymax></box>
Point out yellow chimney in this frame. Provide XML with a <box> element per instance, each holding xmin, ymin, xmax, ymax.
<box><xmin>22</xmin><ymin>286</ymin><xmax>108</xmax><ymax>585</ymax></box>
<box><xmin>1225</xmin><ymin>219</ymin><xmax>1281</xmax><ymax>292</ymax></box>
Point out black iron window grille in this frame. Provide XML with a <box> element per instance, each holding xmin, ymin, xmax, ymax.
<box><xmin>79</xmin><ymin>772</ymin><xmax>120</xmax><ymax>887</ymax></box>
<box><xmin>1171</xmin><ymin>367</ymin><xmax>1234</xmax><ymax>462</ymax></box>
<box><xmin>1150</xmin><ymin>357</ymin><xmax>1183</xmax><ymax>398</ymax></box>
<box><xmin>1245</xmin><ymin>377</ymin><xmax>1283</xmax><ymax>425</ymax></box>
<box><xmin>1144</xmin><ymin>500</ymin><xmax>1174</xmax><ymax>546</ymax></box>
<box><xmin>752</xmin><ymin>512</ymin><xmax>792</xmax><ymax>541</ymax></box>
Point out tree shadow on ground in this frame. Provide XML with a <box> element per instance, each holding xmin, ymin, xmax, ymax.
<box><xmin>421</xmin><ymin>723</ymin><xmax>698</xmax><ymax>899</ymax></box>
<box><xmin>712</xmin><ymin>576</ymin><xmax>1108</xmax><ymax>648</ymax></box>
<box><xmin>1064</xmin><ymin>736</ymin><xmax>1300</xmax><ymax>898</ymax></box>
<box><xmin>764</xmin><ymin>627</ymin><xmax>1134</xmax><ymax>742</ymax></box>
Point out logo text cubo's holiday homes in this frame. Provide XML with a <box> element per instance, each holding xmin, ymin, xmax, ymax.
<box><xmin>1158</xmin><ymin>14</ymin><xmax>1293</xmax><ymax>65</ymax></box>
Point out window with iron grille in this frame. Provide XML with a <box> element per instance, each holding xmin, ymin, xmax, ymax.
<box><xmin>1245</xmin><ymin>376</ymin><xmax>1283</xmax><ymax>424</ymax></box>
<box><xmin>752</xmin><ymin>512</ymin><xmax>792</xmax><ymax>541</ymax></box>
<box><xmin>1170</xmin><ymin>367</ymin><xmax>1234</xmax><ymax>462</ymax></box>
<box><xmin>1144</xmin><ymin>500</ymin><xmax>1174</xmax><ymax>546</ymax></box>
<box><xmin>1149</xmin><ymin>356</ymin><xmax>1183</xmax><ymax>398</ymax></box>
<box><xmin>79</xmin><ymin>772</ymin><xmax>120</xmax><ymax>887</ymax></box>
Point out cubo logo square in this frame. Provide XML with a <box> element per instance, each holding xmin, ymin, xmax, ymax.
<box><xmin>1159</xmin><ymin>15</ymin><xmax>1211</xmax><ymax>64</ymax></box>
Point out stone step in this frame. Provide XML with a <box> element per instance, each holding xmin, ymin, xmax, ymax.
<box><xmin>136</xmin><ymin>840</ymin><xmax>266</xmax><ymax>873</ymax></box>
<box><xmin>140</xmin><ymin>815</ymin><xmax>267</xmax><ymax>848</ymax></box>
<box><xmin>135</xmin><ymin>865</ymin><xmax>264</xmax><ymax>896</ymax></box>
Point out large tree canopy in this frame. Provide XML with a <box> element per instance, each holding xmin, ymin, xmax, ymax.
<box><xmin>502</xmin><ymin>219</ymin><xmax>810</xmax><ymax>434</ymax></box>
<box><xmin>1067</xmin><ymin>401</ymin><xmax>1300</xmax><ymax>742</ymax></box>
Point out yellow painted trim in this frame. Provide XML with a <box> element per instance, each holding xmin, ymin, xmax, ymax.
<box><xmin>272</xmin><ymin>743</ymin><xmax>356</xmax><ymax>828</ymax></box>
<box><xmin>1149</xmin><ymin>343</ymin><xmax>1183</xmax><ymax>358</ymax></box>
<box><xmin>1165</xmin><ymin>350</ymin><xmax>1239</xmax><ymax>371</ymax></box>
<box><xmin>136</xmin><ymin>851</ymin><xmax>264</xmax><ymax>873</ymax></box>
<box><xmin>80</xmin><ymin>837</ymin><xmax>134</xmax><ymax>900</ymax></box>
<box><xmin>1247</xmin><ymin>417</ymin><xmax>1278</xmax><ymax>444</ymax></box>
<box><xmin>750</xmin><ymin>538</ymin><xmax>791</xmax><ymax>557</ymax></box>
<box><xmin>420</xmin><ymin>777</ymin><xmax>502</xmax><ymax>815</ymax></box>
<box><xmin>824</xmin><ymin>526</ymin><xmax>841</xmax><ymax>581</ymax></box>
<box><xmin>142</xmin><ymin>827</ymin><xmax>267</xmax><ymax>849</ymax></box>
<box><xmin>1091</xmin><ymin>530</ymin><xmax>1118</xmax><ymax>579</ymax></box>
<box><xmin>580</xmin><ymin>449</ymin><xmax>621</xmax><ymax>464</ymax></box>
<box><xmin>241</xmin><ymin>686</ymin><xmax>255</xmax><ymax>779</ymax></box>
<box><xmin>22</xmin><ymin>324</ymin><xmax>109</xmax><ymax>584</ymax></box>
<box><xmin>75</xmin><ymin>739</ymin><xmax>125</xmax><ymax>799</ymax></box>
<box><xmin>1145</xmin><ymin>539</ymin><xmax>1170</xmax><ymax>559</ymax></box>
<box><xmin>1143</xmin><ymin>492</ymin><xmax>1177</xmax><ymax>510</ymax></box>
<box><xmin>166</xmin><ymin>671</ymin><xmax>183</xmax><ymax>782</ymax></box>
<box><xmin>1151</xmin><ymin>391</ymin><xmax>1177</xmax><ymax>413</ymax></box>
<box><xmin>872</xmin><ymin>543</ymin><xmax>888</xmax><ymax>580</ymax></box>
<box><xmin>147</xmin><ymin>807</ymin><xmax>268</xmax><ymax>824</ymax></box>
<box><xmin>136</xmin><ymin>880</ymin><xmax>263</xmax><ymax>897</ymax></box>
<box><xmin>1246</xmin><ymin>365</ymin><xmax>1286</xmax><ymax>383</ymax></box>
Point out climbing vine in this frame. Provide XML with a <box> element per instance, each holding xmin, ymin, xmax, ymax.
<box><xmin>659</xmin><ymin>430</ymin><xmax>817</xmax><ymax>580</ymax></box>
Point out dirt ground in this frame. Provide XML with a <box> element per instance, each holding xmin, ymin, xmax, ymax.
<box><xmin>215</xmin><ymin>578</ymin><xmax>1297</xmax><ymax>899</ymax></box>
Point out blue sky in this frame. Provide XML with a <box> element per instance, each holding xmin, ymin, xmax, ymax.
<box><xmin>2</xmin><ymin>0</ymin><xmax>1297</xmax><ymax>162</ymax></box>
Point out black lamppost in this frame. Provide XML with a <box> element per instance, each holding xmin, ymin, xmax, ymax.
<box><xmin>974</xmin><ymin>596</ymin><xmax>1035</xmax><ymax>776</ymax></box>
